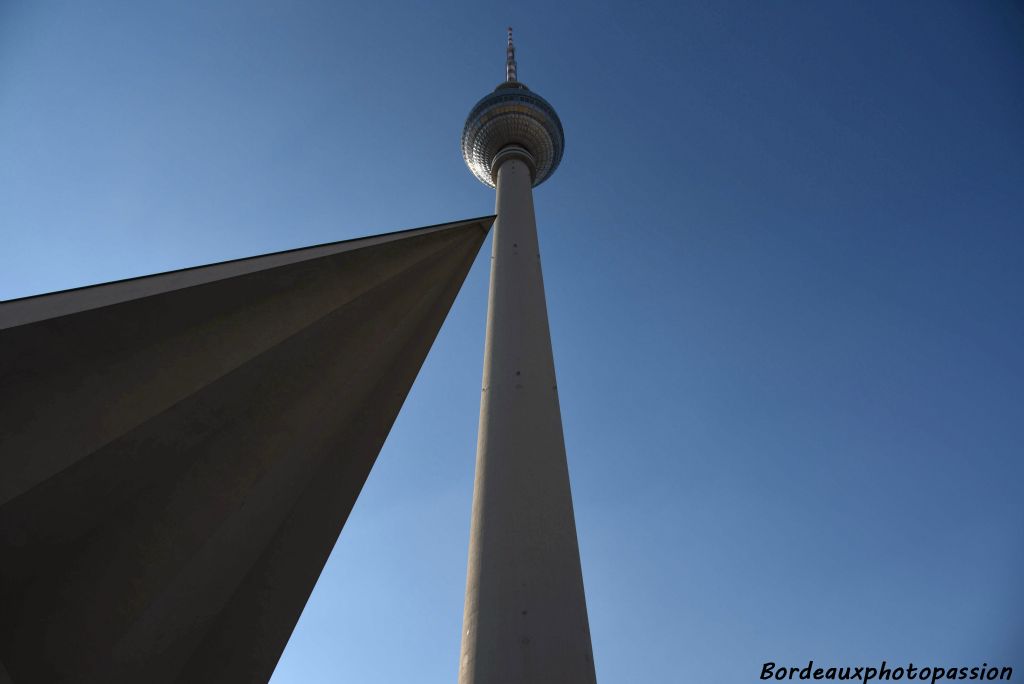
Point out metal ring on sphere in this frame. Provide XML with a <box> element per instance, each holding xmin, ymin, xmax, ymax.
<box><xmin>461</xmin><ymin>84</ymin><xmax>565</xmax><ymax>188</ymax></box>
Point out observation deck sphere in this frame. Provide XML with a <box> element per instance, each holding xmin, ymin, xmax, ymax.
<box><xmin>461</xmin><ymin>82</ymin><xmax>565</xmax><ymax>188</ymax></box>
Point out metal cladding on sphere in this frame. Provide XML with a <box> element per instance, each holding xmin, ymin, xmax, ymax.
<box><xmin>461</xmin><ymin>85</ymin><xmax>565</xmax><ymax>188</ymax></box>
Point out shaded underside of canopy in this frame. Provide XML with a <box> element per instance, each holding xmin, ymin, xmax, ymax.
<box><xmin>0</xmin><ymin>216</ymin><xmax>493</xmax><ymax>684</ymax></box>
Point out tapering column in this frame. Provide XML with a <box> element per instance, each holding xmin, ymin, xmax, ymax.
<box><xmin>458</xmin><ymin>155</ymin><xmax>596</xmax><ymax>683</ymax></box>
<box><xmin>457</xmin><ymin>29</ymin><xmax>597</xmax><ymax>684</ymax></box>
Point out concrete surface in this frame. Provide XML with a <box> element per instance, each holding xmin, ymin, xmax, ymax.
<box><xmin>458</xmin><ymin>159</ymin><xmax>596</xmax><ymax>684</ymax></box>
<box><xmin>0</xmin><ymin>216</ymin><xmax>492</xmax><ymax>684</ymax></box>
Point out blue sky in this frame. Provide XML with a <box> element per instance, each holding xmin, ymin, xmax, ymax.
<box><xmin>2</xmin><ymin>1</ymin><xmax>1023</xmax><ymax>681</ymax></box>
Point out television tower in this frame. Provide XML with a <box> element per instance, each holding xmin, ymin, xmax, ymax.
<box><xmin>458</xmin><ymin>29</ymin><xmax>597</xmax><ymax>683</ymax></box>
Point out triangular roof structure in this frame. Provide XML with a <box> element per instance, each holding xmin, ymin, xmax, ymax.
<box><xmin>0</xmin><ymin>216</ymin><xmax>493</xmax><ymax>684</ymax></box>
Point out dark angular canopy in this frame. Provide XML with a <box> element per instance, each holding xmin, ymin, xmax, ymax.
<box><xmin>0</xmin><ymin>216</ymin><xmax>493</xmax><ymax>684</ymax></box>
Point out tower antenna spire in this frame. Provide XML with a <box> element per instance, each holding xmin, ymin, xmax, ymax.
<box><xmin>505</xmin><ymin>26</ymin><xmax>517</xmax><ymax>82</ymax></box>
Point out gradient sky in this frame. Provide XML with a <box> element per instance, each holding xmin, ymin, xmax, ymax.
<box><xmin>2</xmin><ymin>1</ymin><xmax>1023</xmax><ymax>681</ymax></box>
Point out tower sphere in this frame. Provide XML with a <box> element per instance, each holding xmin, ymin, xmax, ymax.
<box><xmin>461</xmin><ymin>30</ymin><xmax>564</xmax><ymax>188</ymax></box>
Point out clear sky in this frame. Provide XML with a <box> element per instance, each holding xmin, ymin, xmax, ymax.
<box><xmin>2</xmin><ymin>1</ymin><xmax>1023</xmax><ymax>681</ymax></box>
